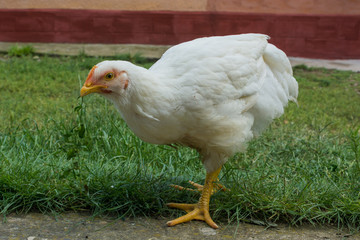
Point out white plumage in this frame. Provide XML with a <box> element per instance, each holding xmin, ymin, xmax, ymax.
<box><xmin>81</xmin><ymin>33</ymin><xmax>298</xmax><ymax>228</ymax></box>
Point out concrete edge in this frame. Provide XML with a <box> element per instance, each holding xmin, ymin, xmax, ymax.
<box><xmin>1</xmin><ymin>42</ymin><xmax>359</xmax><ymax>72</ymax></box>
<box><xmin>289</xmin><ymin>57</ymin><xmax>360</xmax><ymax>72</ymax></box>
<box><xmin>0</xmin><ymin>42</ymin><xmax>171</xmax><ymax>59</ymax></box>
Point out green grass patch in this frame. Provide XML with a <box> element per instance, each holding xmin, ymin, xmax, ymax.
<box><xmin>0</xmin><ymin>54</ymin><xmax>360</xmax><ymax>229</ymax></box>
<box><xmin>7</xmin><ymin>44</ymin><xmax>35</xmax><ymax>57</ymax></box>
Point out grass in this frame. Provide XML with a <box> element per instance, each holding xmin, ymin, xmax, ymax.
<box><xmin>7</xmin><ymin>44</ymin><xmax>35</xmax><ymax>57</ymax></box>
<box><xmin>0</xmin><ymin>52</ymin><xmax>360</xmax><ymax>230</ymax></box>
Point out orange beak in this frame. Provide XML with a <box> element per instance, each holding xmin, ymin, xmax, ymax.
<box><xmin>80</xmin><ymin>65</ymin><xmax>108</xmax><ymax>97</ymax></box>
<box><xmin>80</xmin><ymin>84</ymin><xmax>107</xmax><ymax>97</ymax></box>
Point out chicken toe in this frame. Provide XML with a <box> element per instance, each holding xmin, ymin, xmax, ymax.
<box><xmin>166</xmin><ymin>167</ymin><xmax>222</xmax><ymax>229</ymax></box>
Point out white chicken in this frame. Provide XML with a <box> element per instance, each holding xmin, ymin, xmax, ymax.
<box><xmin>80</xmin><ymin>34</ymin><xmax>298</xmax><ymax>229</ymax></box>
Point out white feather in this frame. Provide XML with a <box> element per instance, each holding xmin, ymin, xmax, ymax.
<box><xmin>95</xmin><ymin>34</ymin><xmax>298</xmax><ymax>173</ymax></box>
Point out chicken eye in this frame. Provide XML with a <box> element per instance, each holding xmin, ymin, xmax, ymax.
<box><xmin>104</xmin><ymin>72</ymin><xmax>114</xmax><ymax>81</ymax></box>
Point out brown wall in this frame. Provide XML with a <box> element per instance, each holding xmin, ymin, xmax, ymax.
<box><xmin>207</xmin><ymin>0</ymin><xmax>360</xmax><ymax>15</ymax></box>
<box><xmin>1</xmin><ymin>9</ymin><xmax>359</xmax><ymax>59</ymax></box>
<box><xmin>2</xmin><ymin>0</ymin><xmax>360</xmax><ymax>15</ymax></box>
<box><xmin>0</xmin><ymin>0</ymin><xmax>207</xmax><ymax>12</ymax></box>
<box><xmin>1</xmin><ymin>0</ymin><xmax>360</xmax><ymax>59</ymax></box>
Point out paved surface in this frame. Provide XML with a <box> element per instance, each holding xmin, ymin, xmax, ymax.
<box><xmin>0</xmin><ymin>42</ymin><xmax>170</xmax><ymax>59</ymax></box>
<box><xmin>1</xmin><ymin>212</ymin><xmax>359</xmax><ymax>240</ymax></box>
<box><xmin>289</xmin><ymin>57</ymin><xmax>360</xmax><ymax>72</ymax></box>
<box><xmin>0</xmin><ymin>42</ymin><xmax>359</xmax><ymax>72</ymax></box>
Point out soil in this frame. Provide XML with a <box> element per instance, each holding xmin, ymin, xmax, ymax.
<box><xmin>0</xmin><ymin>212</ymin><xmax>359</xmax><ymax>240</ymax></box>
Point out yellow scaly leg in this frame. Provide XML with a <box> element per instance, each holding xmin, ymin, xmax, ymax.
<box><xmin>166</xmin><ymin>166</ymin><xmax>222</xmax><ymax>229</ymax></box>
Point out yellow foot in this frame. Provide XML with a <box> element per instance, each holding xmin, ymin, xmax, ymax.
<box><xmin>170</xmin><ymin>180</ymin><xmax>228</xmax><ymax>194</ymax></box>
<box><xmin>166</xmin><ymin>167</ymin><xmax>224</xmax><ymax>229</ymax></box>
<box><xmin>166</xmin><ymin>203</ymin><xmax>219</xmax><ymax>229</ymax></box>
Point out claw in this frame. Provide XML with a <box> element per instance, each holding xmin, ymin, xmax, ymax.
<box><xmin>170</xmin><ymin>183</ymin><xmax>198</xmax><ymax>192</ymax></box>
<box><xmin>170</xmin><ymin>180</ymin><xmax>229</xmax><ymax>194</ymax></box>
<box><xmin>166</xmin><ymin>203</ymin><xmax>219</xmax><ymax>229</ymax></box>
<box><xmin>166</xmin><ymin>167</ymin><xmax>223</xmax><ymax>229</ymax></box>
<box><xmin>188</xmin><ymin>181</ymin><xmax>204</xmax><ymax>191</ymax></box>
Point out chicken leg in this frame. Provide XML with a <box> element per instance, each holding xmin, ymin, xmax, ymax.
<box><xmin>166</xmin><ymin>166</ymin><xmax>222</xmax><ymax>229</ymax></box>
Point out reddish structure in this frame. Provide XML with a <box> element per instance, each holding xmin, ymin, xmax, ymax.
<box><xmin>0</xmin><ymin>6</ymin><xmax>359</xmax><ymax>59</ymax></box>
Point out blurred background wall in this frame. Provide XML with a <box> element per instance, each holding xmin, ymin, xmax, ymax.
<box><xmin>1</xmin><ymin>0</ymin><xmax>359</xmax><ymax>59</ymax></box>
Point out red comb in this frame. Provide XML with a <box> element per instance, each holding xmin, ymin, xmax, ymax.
<box><xmin>85</xmin><ymin>65</ymin><xmax>98</xmax><ymax>86</ymax></box>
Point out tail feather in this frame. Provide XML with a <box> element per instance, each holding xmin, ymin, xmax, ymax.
<box><xmin>263</xmin><ymin>44</ymin><xmax>299</xmax><ymax>103</ymax></box>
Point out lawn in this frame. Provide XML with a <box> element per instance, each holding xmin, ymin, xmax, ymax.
<box><xmin>1</xmin><ymin>52</ymin><xmax>360</xmax><ymax>229</ymax></box>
